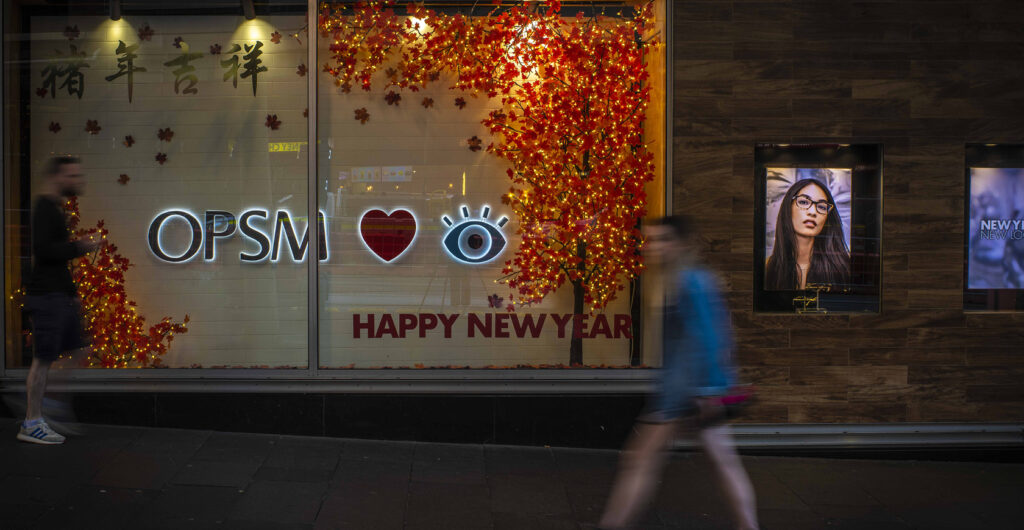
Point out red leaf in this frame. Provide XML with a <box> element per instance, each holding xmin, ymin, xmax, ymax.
<box><xmin>467</xmin><ymin>135</ymin><xmax>483</xmax><ymax>152</ymax></box>
<box><xmin>118</xmin><ymin>174</ymin><xmax>130</xmax><ymax>185</ymax></box>
<box><xmin>48</xmin><ymin>122</ymin><xmax>61</xmax><ymax>134</ymax></box>
<box><xmin>421</xmin><ymin>97</ymin><xmax>434</xmax><ymax>108</ymax></box>
<box><xmin>123</xmin><ymin>135</ymin><xmax>135</xmax><ymax>147</ymax></box>
<box><xmin>385</xmin><ymin>90</ymin><xmax>402</xmax><ymax>105</ymax></box>
<box><xmin>264</xmin><ymin>114</ymin><xmax>282</xmax><ymax>130</ymax></box>
<box><xmin>157</xmin><ymin>128</ymin><xmax>174</xmax><ymax>142</ymax></box>
<box><xmin>209</xmin><ymin>43</ymin><xmax>222</xmax><ymax>54</ymax></box>
<box><xmin>36</xmin><ymin>88</ymin><xmax>47</xmax><ymax>98</ymax></box>
<box><xmin>137</xmin><ymin>23</ymin><xmax>154</xmax><ymax>41</ymax></box>
<box><xmin>85</xmin><ymin>120</ymin><xmax>101</xmax><ymax>135</ymax></box>
<box><xmin>455</xmin><ymin>97</ymin><xmax>467</xmax><ymax>109</ymax></box>
<box><xmin>155</xmin><ymin>152</ymin><xmax>167</xmax><ymax>165</ymax></box>
<box><xmin>63</xmin><ymin>25</ymin><xmax>80</xmax><ymax>41</ymax></box>
<box><xmin>172</xmin><ymin>36</ymin><xmax>184</xmax><ymax>49</ymax></box>
<box><xmin>296</xmin><ymin>63</ymin><xmax>307</xmax><ymax>77</ymax></box>
<box><xmin>271</xmin><ymin>31</ymin><xmax>282</xmax><ymax>44</ymax></box>
<box><xmin>354</xmin><ymin>107</ymin><xmax>370</xmax><ymax>124</ymax></box>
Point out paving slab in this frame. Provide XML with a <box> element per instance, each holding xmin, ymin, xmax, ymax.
<box><xmin>230</xmin><ymin>480</ymin><xmax>329</xmax><ymax>525</ymax></box>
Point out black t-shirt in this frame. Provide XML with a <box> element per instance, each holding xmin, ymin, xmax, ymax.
<box><xmin>27</xmin><ymin>195</ymin><xmax>85</xmax><ymax>295</ymax></box>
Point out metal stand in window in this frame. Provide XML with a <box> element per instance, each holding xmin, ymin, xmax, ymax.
<box><xmin>793</xmin><ymin>283</ymin><xmax>832</xmax><ymax>314</ymax></box>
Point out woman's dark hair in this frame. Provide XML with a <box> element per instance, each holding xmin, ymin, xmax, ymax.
<box><xmin>765</xmin><ymin>179</ymin><xmax>850</xmax><ymax>289</ymax></box>
<box><xmin>45</xmin><ymin>155</ymin><xmax>80</xmax><ymax>177</ymax></box>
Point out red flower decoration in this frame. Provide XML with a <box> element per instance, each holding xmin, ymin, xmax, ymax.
<box><xmin>265</xmin><ymin>114</ymin><xmax>281</xmax><ymax>130</ymax></box>
<box><xmin>137</xmin><ymin>23</ymin><xmax>154</xmax><ymax>41</ymax></box>
<box><xmin>385</xmin><ymin>67</ymin><xmax>398</xmax><ymax>79</ymax></box>
<box><xmin>118</xmin><ymin>174</ymin><xmax>130</xmax><ymax>185</ymax></box>
<box><xmin>123</xmin><ymin>135</ymin><xmax>135</xmax><ymax>147</ymax></box>
<box><xmin>385</xmin><ymin>91</ymin><xmax>401</xmax><ymax>105</ymax></box>
<box><xmin>210</xmin><ymin>44</ymin><xmax>222</xmax><ymax>54</ymax></box>
<box><xmin>296</xmin><ymin>64</ymin><xmax>307</xmax><ymax>77</ymax></box>
<box><xmin>63</xmin><ymin>25</ymin><xmax>80</xmax><ymax>41</ymax></box>
<box><xmin>428</xmin><ymin>71</ymin><xmax>441</xmax><ymax>82</ymax></box>
<box><xmin>36</xmin><ymin>88</ymin><xmax>47</xmax><ymax>98</ymax></box>
<box><xmin>467</xmin><ymin>136</ymin><xmax>483</xmax><ymax>152</ymax></box>
<box><xmin>85</xmin><ymin>120</ymin><xmax>101</xmax><ymax>135</ymax></box>
<box><xmin>354</xmin><ymin>108</ymin><xmax>370</xmax><ymax>124</ymax></box>
<box><xmin>48</xmin><ymin>122</ymin><xmax>61</xmax><ymax>134</ymax></box>
<box><xmin>270</xmin><ymin>31</ymin><xmax>282</xmax><ymax>44</ymax></box>
<box><xmin>487</xmin><ymin>293</ymin><xmax>504</xmax><ymax>308</ymax></box>
<box><xmin>340</xmin><ymin>82</ymin><xmax>352</xmax><ymax>94</ymax></box>
<box><xmin>172</xmin><ymin>36</ymin><xmax>184</xmax><ymax>49</ymax></box>
<box><xmin>455</xmin><ymin>97</ymin><xmax>467</xmax><ymax>109</ymax></box>
<box><xmin>303</xmin><ymin>108</ymin><xmax>309</xmax><ymax>118</ymax></box>
<box><xmin>157</xmin><ymin>128</ymin><xmax>174</xmax><ymax>142</ymax></box>
<box><xmin>422</xmin><ymin>97</ymin><xmax>434</xmax><ymax>108</ymax></box>
<box><xmin>155</xmin><ymin>153</ymin><xmax>167</xmax><ymax>165</ymax></box>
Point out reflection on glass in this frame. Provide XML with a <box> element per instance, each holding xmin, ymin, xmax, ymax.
<box><xmin>4</xmin><ymin>3</ymin><xmax>309</xmax><ymax>369</ymax></box>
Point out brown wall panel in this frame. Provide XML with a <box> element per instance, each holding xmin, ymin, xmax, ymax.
<box><xmin>672</xmin><ymin>0</ymin><xmax>1024</xmax><ymax>423</ymax></box>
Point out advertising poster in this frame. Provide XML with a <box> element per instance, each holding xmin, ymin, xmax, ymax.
<box><xmin>763</xmin><ymin>168</ymin><xmax>852</xmax><ymax>291</ymax></box>
<box><xmin>968</xmin><ymin>168</ymin><xmax>1024</xmax><ymax>289</ymax></box>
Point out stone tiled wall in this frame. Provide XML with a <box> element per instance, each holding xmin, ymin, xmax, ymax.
<box><xmin>672</xmin><ymin>1</ymin><xmax>1024</xmax><ymax>423</ymax></box>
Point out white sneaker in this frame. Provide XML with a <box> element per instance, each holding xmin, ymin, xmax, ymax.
<box><xmin>17</xmin><ymin>420</ymin><xmax>66</xmax><ymax>445</ymax></box>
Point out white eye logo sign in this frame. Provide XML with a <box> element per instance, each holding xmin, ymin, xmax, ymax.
<box><xmin>441</xmin><ymin>205</ymin><xmax>509</xmax><ymax>264</ymax></box>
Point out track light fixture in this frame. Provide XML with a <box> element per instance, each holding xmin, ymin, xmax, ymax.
<box><xmin>109</xmin><ymin>0</ymin><xmax>121</xmax><ymax>21</ymax></box>
<box><xmin>242</xmin><ymin>0</ymin><xmax>255</xmax><ymax>20</ymax></box>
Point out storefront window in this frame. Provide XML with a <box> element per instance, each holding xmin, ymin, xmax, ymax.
<box><xmin>4</xmin><ymin>2</ymin><xmax>310</xmax><ymax>369</ymax></box>
<box><xmin>316</xmin><ymin>1</ymin><xmax>665</xmax><ymax>369</ymax></box>
<box><xmin>964</xmin><ymin>144</ymin><xmax>1024</xmax><ymax>310</ymax></box>
<box><xmin>3</xmin><ymin>1</ymin><xmax>667</xmax><ymax>373</ymax></box>
<box><xmin>753</xmin><ymin>144</ymin><xmax>883</xmax><ymax>313</ymax></box>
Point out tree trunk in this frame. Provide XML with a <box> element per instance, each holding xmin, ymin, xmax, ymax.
<box><xmin>570</xmin><ymin>240</ymin><xmax>587</xmax><ymax>366</ymax></box>
<box><xmin>629</xmin><ymin>276</ymin><xmax>642</xmax><ymax>366</ymax></box>
<box><xmin>570</xmin><ymin>279</ymin><xmax>584</xmax><ymax>366</ymax></box>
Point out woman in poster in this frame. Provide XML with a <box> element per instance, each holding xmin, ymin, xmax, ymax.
<box><xmin>765</xmin><ymin>179</ymin><xmax>850</xmax><ymax>290</ymax></box>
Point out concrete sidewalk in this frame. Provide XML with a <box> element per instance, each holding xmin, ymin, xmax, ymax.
<box><xmin>0</xmin><ymin>418</ymin><xmax>1020</xmax><ymax>529</ymax></box>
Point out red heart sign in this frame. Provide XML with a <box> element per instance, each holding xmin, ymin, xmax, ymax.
<box><xmin>359</xmin><ymin>209</ymin><xmax>417</xmax><ymax>262</ymax></box>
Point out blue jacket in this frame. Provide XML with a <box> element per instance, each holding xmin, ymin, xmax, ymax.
<box><xmin>659</xmin><ymin>267</ymin><xmax>736</xmax><ymax>403</ymax></box>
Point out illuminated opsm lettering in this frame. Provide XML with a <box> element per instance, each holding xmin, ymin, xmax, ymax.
<box><xmin>148</xmin><ymin>209</ymin><xmax>328</xmax><ymax>263</ymax></box>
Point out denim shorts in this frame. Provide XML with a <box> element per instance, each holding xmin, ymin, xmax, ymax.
<box><xmin>25</xmin><ymin>293</ymin><xmax>87</xmax><ymax>362</ymax></box>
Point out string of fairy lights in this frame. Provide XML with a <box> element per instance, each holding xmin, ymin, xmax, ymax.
<box><xmin>14</xmin><ymin>198</ymin><xmax>190</xmax><ymax>368</ymax></box>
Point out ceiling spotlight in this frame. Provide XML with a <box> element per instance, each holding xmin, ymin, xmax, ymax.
<box><xmin>242</xmin><ymin>0</ymin><xmax>255</xmax><ymax>20</ymax></box>
<box><xmin>109</xmin><ymin>0</ymin><xmax>121</xmax><ymax>21</ymax></box>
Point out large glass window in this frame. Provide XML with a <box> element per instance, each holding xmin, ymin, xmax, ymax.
<box><xmin>4</xmin><ymin>1</ymin><xmax>310</xmax><ymax>369</ymax></box>
<box><xmin>2</xmin><ymin>1</ymin><xmax>667</xmax><ymax>373</ymax></box>
<box><xmin>316</xmin><ymin>1</ymin><xmax>665</xmax><ymax>369</ymax></box>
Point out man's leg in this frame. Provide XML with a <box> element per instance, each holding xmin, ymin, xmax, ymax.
<box><xmin>25</xmin><ymin>356</ymin><xmax>52</xmax><ymax>421</ymax></box>
<box><xmin>599</xmin><ymin>421</ymin><xmax>678</xmax><ymax>529</ymax></box>
<box><xmin>698</xmin><ymin>424</ymin><xmax>758</xmax><ymax>530</ymax></box>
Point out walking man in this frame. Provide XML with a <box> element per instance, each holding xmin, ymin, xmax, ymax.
<box><xmin>600</xmin><ymin>216</ymin><xmax>758</xmax><ymax>530</ymax></box>
<box><xmin>18</xmin><ymin>156</ymin><xmax>96</xmax><ymax>445</ymax></box>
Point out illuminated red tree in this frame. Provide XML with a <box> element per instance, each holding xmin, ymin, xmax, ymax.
<box><xmin>320</xmin><ymin>0</ymin><xmax>658</xmax><ymax>365</ymax></box>
<box><xmin>63</xmin><ymin>197</ymin><xmax>189</xmax><ymax>368</ymax></box>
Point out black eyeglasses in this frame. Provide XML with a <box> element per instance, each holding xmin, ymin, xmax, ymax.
<box><xmin>793</xmin><ymin>194</ymin><xmax>832</xmax><ymax>215</ymax></box>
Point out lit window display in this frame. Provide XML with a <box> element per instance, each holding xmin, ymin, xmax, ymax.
<box><xmin>3</xmin><ymin>1</ymin><xmax>668</xmax><ymax>372</ymax></box>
